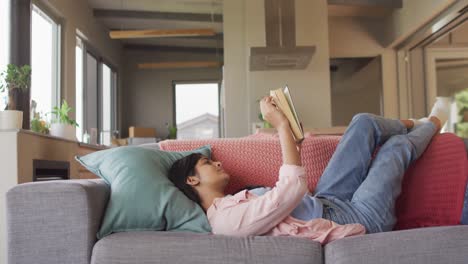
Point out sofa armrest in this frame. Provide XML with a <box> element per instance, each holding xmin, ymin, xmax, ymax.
<box><xmin>6</xmin><ymin>179</ymin><xmax>109</xmax><ymax>264</ymax></box>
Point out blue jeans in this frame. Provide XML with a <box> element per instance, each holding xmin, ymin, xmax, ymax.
<box><xmin>314</xmin><ymin>113</ymin><xmax>437</xmax><ymax>233</ymax></box>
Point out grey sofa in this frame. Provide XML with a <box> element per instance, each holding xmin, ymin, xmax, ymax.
<box><xmin>6</xmin><ymin>178</ymin><xmax>468</xmax><ymax>264</ymax></box>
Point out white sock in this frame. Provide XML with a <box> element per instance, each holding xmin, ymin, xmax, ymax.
<box><xmin>410</xmin><ymin>97</ymin><xmax>450</xmax><ymax>129</ymax></box>
<box><xmin>429</xmin><ymin>97</ymin><xmax>450</xmax><ymax>127</ymax></box>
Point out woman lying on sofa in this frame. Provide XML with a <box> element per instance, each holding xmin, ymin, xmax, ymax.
<box><xmin>168</xmin><ymin>96</ymin><xmax>450</xmax><ymax>243</ymax></box>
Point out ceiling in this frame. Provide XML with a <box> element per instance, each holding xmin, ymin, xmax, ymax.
<box><xmin>87</xmin><ymin>0</ymin><xmax>401</xmax><ymax>51</ymax></box>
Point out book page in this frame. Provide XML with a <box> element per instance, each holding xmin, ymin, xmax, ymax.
<box><xmin>283</xmin><ymin>86</ymin><xmax>302</xmax><ymax>133</ymax></box>
<box><xmin>270</xmin><ymin>87</ymin><xmax>304</xmax><ymax>142</ymax></box>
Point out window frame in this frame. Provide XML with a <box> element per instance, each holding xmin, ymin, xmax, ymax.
<box><xmin>76</xmin><ymin>36</ymin><xmax>118</xmax><ymax>144</ymax></box>
<box><xmin>172</xmin><ymin>80</ymin><xmax>222</xmax><ymax>139</ymax></box>
<box><xmin>395</xmin><ymin>1</ymin><xmax>468</xmax><ymax>119</ymax></box>
<box><xmin>30</xmin><ymin>3</ymin><xmax>62</xmax><ymax>118</ymax></box>
<box><xmin>100</xmin><ymin>61</ymin><xmax>117</xmax><ymax>145</ymax></box>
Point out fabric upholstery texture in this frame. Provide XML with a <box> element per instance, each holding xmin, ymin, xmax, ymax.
<box><xmin>75</xmin><ymin>146</ymin><xmax>212</xmax><ymax>239</ymax></box>
<box><xmin>395</xmin><ymin>133</ymin><xmax>468</xmax><ymax>229</ymax></box>
<box><xmin>324</xmin><ymin>225</ymin><xmax>468</xmax><ymax>264</ymax></box>
<box><xmin>91</xmin><ymin>231</ymin><xmax>323</xmax><ymax>264</ymax></box>
<box><xmin>6</xmin><ymin>179</ymin><xmax>109</xmax><ymax>264</ymax></box>
<box><xmin>159</xmin><ymin>135</ymin><xmax>341</xmax><ymax>195</ymax></box>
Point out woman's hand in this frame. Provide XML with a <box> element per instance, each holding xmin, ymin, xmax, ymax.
<box><xmin>260</xmin><ymin>96</ymin><xmax>289</xmax><ymax>129</ymax></box>
<box><xmin>260</xmin><ymin>96</ymin><xmax>301</xmax><ymax>166</ymax></box>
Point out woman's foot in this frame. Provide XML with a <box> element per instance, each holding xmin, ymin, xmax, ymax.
<box><xmin>428</xmin><ymin>116</ymin><xmax>442</xmax><ymax>131</ymax></box>
<box><xmin>400</xmin><ymin>119</ymin><xmax>415</xmax><ymax>129</ymax></box>
<box><xmin>408</xmin><ymin>97</ymin><xmax>450</xmax><ymax>132</ymax></box>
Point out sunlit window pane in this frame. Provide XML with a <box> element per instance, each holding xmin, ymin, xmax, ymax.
<box><xmin>0</xmin><ymin>0</ymin><xmax>10</xmax><ymax>110</ymax></box>
<box><xmin>101</xmin><ymin>64</ymin><xmax>111</xmax><ymax>145</ymax></box>
<box><xmin>76</xmin><ymin>41</ymin><xmax>83</xmax><ymax>141</ymax></box>
<box><xmin>31</xmin><ymin>6</ymin><xmax>59</xmax><ymax>121</ymax></box>
<box><xmin>175</xmin><ymin>83</ymin><xmax>219</xmax><ymax>139</ymax></box>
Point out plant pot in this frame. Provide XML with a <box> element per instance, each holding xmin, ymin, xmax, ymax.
<box><xmin>0</xmin><ymin>110</ymin><xmax>23</xmax><ymax>130</ymax></box>
<box><xmin>49</xmin><ymin>123</ymin><xmax>76</xmax><ymax>141</ymax></box>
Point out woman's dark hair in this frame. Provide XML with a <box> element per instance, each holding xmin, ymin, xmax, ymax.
<box><xmin>168</xmin><ymin>153</ymin><xmax>204</xmax><ymax>205</ymax></box>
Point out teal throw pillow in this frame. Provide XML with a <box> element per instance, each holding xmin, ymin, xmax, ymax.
<box><xmin>75</xmin><ymin>145</ymin><xmax>212</xmax><ymax>239</ymax></box>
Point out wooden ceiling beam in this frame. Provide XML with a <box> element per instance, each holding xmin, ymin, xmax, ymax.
<box><xmin>109</xmin><ymin>28</ymin><xmax>216</xmax><ymax>39</ymax></box>
<box><xmin>94</xmin><ymin>9</ymin><xmax>223</xmax><ymax>23</ymax></box>
<box><xmin>111</xmin><ymin>31</ymin><xmax>223</xmax><ymax>40</ymax></box>
<box><xmin>124</xmin><ymin>44</ymin><xmax>223</xmax><ymax>54</ymax></box>
<box><xmin>138</xmin><ymin>61</ymin><xmax>222</xmax><ymax>69</ymax></box>
<box><xmin>327</xmin><ymin>0</ymin><xmax>402</xmax><ymax>8</ymax></box>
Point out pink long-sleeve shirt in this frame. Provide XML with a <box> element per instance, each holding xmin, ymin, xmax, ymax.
<box><xmin>206</xmin><ymin>164</ymin><xmax>366</xmax><ymax>244</ymax></box>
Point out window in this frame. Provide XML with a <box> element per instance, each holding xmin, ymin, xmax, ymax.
<box><xmin>75</xmin><ymin>38</ymin><xmax>83</xmax><ymax>141</ymax></box>
<box><xmin>0</xmin><ymin>0</ymin><xmax>9</xmax><ymax>110</ymax></box>
<box><xmin>175</xmin><ymin>83</ymin><xmax>220</xmax><ymax>139</ymax></box>
<box><xmin>75</xmin><ymin>37</ymin><xmax>117</xmax><ymax>145</ymax></box>
<box><xmin>101</xmin><ymin>63</ymin><xmax>113</xmax><ymax>145</ymax></box>
<box><xmin>31</xmin><ymin>5</ymin><xmax>60</xmax><ymax>121</ymax></box>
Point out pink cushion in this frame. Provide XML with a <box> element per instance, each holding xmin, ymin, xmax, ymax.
<box><xmin>394</xmin><ymin>133</ymin><xmax>468</xmax><ymax>230</ymax></box>
<box><xmin>159</xmin><ymin>134</ymin><xmax>340</xmax><ymax>195</ymax></box>
<box><xmin>159</xmin><ymin>133</ymin><xmax>468</xmax><ymax>230</ymax></box>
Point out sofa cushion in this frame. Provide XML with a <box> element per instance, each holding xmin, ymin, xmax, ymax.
<box><xmin>75</xmin><ymin>146</ymin><xmax>212</xmax><ymax>239</ymax></box>
<box><xmin>324</xmin><ymin>226</ymin><xmax>468</xmax><ymax>264</ymax></box>
<box><xmin>159</xmin><ymin>135</ymin><xmax>341</xmax><ymax>195</ymax></box>
<box><xmin>91</xmin><ymin>231</ymin><xmax>323</xmax><ymax>264</ymax></box>
<box><xmin>395</xmin><ymin>133</ymin><xmax>468</xmax><ymax>229</ymax></box>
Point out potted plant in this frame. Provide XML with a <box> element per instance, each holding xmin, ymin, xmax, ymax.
<box><xmin>30</xmin><ymin>99</ymin><xmax>50</xmax><ymax>134</ymax></box>
<box><xmin>49</xmin><ymin>99</ymin><xmax>79</xmax><ymax>140</ymax></box>
<box><xmin>30</xmin><ymin>114</ymin><xmax>50</xmax><ymax>134</ymax></box>
<box><xmin>0</xmin><ymin>64</ymin><xmax>31</xmax><ymax>130</ymax></box>
<box><xmin>166</xmin><ymin>122</ymin><xmax>177</xmax><ymax>139</ymax></box>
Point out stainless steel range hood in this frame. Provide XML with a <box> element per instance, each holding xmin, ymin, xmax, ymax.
<box><xmin>250</xmin><ymin>0</ymin><xmax>316</xmax><ymax>71</ymax></box>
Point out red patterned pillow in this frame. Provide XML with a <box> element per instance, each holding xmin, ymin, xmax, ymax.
<box><xmin>394</xmin><ymin>133</ymin><xmax>468</xmax><ymax>229</ymax></box>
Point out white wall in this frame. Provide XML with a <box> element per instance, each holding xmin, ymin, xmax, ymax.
<box><xmin>329</xmin><ymin>17</ymin><xmax>385</xmax><ymax>58</ymax></box>
<box><xmin>223</xmin><ymin>0</ymin><xmax>249</xmax><ymax>137</ymax></box>
<box><xmin>329</xmin><ymin>17</ymin><xmax>399</xmax><ymax>118</ymax></box>
<box><xmin>0</xmin><ymin>131</ymin><xmax>18</xmax><ymax>264</ymax></box>
<box><xmin>331</xmin><ymin>57</ymin><xmax>383</xmax><ymax>125</ymax></box>
<box><xmin>122</xmin><ymin>49</ymin><xmax>222</xmax><ymax>139</ymax></box>
<box><xmin>224</xmin><ymin>0</ymin><xmax>332</xmax><ymax>137</ymax></box>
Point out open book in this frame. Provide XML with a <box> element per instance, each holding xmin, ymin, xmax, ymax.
<box><xmin>270</xmin><ymin>86</ymin><xmax>304</xmax><ymax>143</ymax></box>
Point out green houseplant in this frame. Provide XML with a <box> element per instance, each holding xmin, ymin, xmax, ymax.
<box><xmin>165</xmin><ymin>122</ymin><xmax>177</xmax><ymax>139</ymax></box>
<box><xmin>455</xmin><ymin>89</ymin><xmax>468</xmax><ymax>138</ymax></box>
<box><xmin>49</xmin><ymin>99</ymin><xmax>79</xmax><ymax>140</ymax></box>
<box><xmin>30</xmin><ymin>99</ymin><xmax>50</xmax><ymax>134</ymax></box>
<box><xmin>0</xmin><ymin>64</ymin><xmax>31</xmax><ymax>129</ymax></box>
